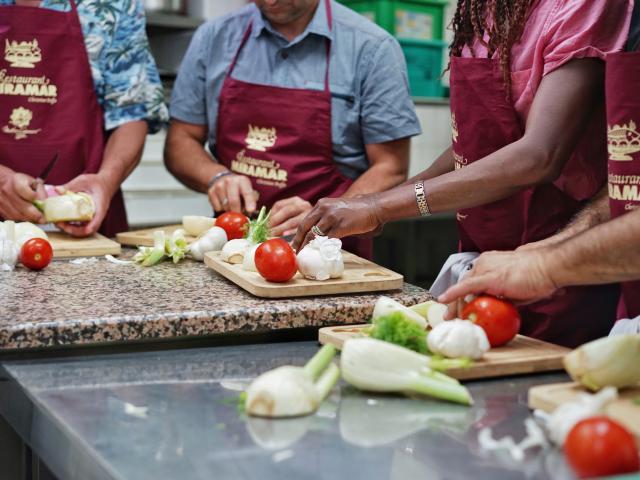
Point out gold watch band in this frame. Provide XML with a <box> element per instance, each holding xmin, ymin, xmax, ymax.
<box><xmin>414</xmin><ymin>181</ymin><xmax>431</xmax><ymax>217</ymax></box>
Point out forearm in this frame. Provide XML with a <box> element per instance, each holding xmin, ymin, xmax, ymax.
<box><xmin>549</xmin><ymin>207</ymin><xmax>640</xmax><ymax>287</ymax></box>
<box><xmin>164</xmin><ymin>126</ymin><xmax>227</xmax><ymax>193</ymax></box>
<box><xmin>404</xmin><ymin>145</ymin><xmax>455</xmax><ymax>184</ymax></box>
<box><xmin>343</xmin><ymin>162</ymin><xmax>406</xmax><ymax>197</ymax></box>
<box><xmin>99</xmin><ymin>121</ymin><xmax>148</xmax><ymax>194</ymax></box>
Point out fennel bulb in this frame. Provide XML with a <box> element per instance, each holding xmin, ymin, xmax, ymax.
<box><xmin>341</xmin><ymin>338</ymin><xmax>473</xmax><ymax>405</ymax></box>
<box><xmin>369</xmin><ymin>311</ymin><xmax>428</xmax><ymax>354</ymax></box>
<box><xmin>133</xmin><ymin>230</ymin><xmax>167</xmax><ymax>267</ymax></box>
<box><xmin>34</xmin><ymin>191</ymin><xmax>95</xmax><ymax>222</ymax></box>
<box><xmin>410</xmin><ymin>300</ymin><xmax>447</xmax><ymax>328</ymax></box>
<box><xmin>0</xmin><ymin>221</ymin><xmax>19</xmax><ymax>271</ymax></box>
<box><xmin>296</xmin><ymin>236</ymin><xmax>344</xmax><ymax>280</ymax></box>
<box><xmin>563</xmin><ymin>335</ymin><xmax>640</xmax><ymax>391</ymax></box>
<box><xmin>189</xmin><ymin>226</ymin><xmax>227</xmax><ymax>261</ymax></box>
<box><xmin>245</xmin><ymin>345</ymin><xmax>340</xmax><ymax>418</ymax></box>
<box><xmin>427</xmin><ymin>320</ymin><xmax>490</xmax><ymax>360</ymax></box>
<box><xmin>182</xmin><ymin>215</ymin><xmax>215</xmax><ymax>237</ymax></box>
<box><xmin>372</xmin><ymin>296</ymin><xmax>427</xmax><ymax>329</ymax></box>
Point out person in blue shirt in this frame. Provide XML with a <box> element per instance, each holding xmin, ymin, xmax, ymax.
<box><xmin>165</xmin><ymin>0</ymin><xmax>421</xmax><ymax>254</ymax></box>
<box><xmin>0</xmin><ymin>0</ymin><xmax>168</xmax><ymax>236</ymax></box>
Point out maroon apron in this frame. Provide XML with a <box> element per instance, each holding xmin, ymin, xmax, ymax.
<box><xmin>606</xmin><ymin>50</ymin><xmax>640</xmax><ymax>318</ymax></box>
<box><xmin>214</xmin><ymin>0</ymin><xmax>371</xmax><ymax>258</ymax></box>
<box><xmin>0</xmin><ymin>0</ymin><xmax>127</xmax><ymax>237</ymax></box>
<box><xmin>450</xmin><ymin>55</ymin><xmax>619</xmax><ymax>347</ymax></box>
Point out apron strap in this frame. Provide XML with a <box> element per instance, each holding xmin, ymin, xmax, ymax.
<box><xmin>69</xmin><ymin>0</ymin><xmax>78</xmax><ymax>14</ymax></box>
<box><xmin>228</xmin><ymin>0</ymin><xmax>333</xmax><ymax>93</ymax></box>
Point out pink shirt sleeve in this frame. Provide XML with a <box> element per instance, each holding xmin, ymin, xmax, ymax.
<box><xmin>542</xmin><ymin>0</ymin><xmax>633</xmax><ymax>76</ymax></box>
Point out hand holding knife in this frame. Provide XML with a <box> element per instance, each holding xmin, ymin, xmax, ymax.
<box><xmin>30</xmin><ymin>152</ymin><xmax>59</xmax><ymax>192</ymax></box>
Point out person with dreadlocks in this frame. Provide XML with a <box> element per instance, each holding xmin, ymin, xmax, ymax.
<box><xmin>293</xmin><ymin>0</ymin><xmax>633</xmax><ymax>347</ymax></box>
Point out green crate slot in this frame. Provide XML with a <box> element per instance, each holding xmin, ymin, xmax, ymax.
<box><xmin>340</xmin><ymin>0</ymin><xmax>449</xmax><ymax>41</ymax></box>
<box><xmin>401</xmin><ymin>39</ymin><xmax>448</xmax><ymax>98</ymax></box>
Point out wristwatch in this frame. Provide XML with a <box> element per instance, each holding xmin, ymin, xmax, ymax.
<box><xmin>414</xmin><ymin>181</ymin><xmax>432</xmax><ymax>217</ymax></box>
<box><xmin>207</xmin><ymin>170</ymin><xmax>233</xmax><ymax>190</ymax></box>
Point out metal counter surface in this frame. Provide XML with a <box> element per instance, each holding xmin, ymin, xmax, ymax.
<box><xmin>0</xmin><ymin>340</ymin><xmax>580</xmax><ymax>480</ymax></box>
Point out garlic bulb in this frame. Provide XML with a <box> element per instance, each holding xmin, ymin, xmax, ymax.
<box><xmin>243</xmin><ymin>244</ymin><xmax>261</xmax><ymax>272</ymax></box>
<box><xmin>189</xmin><ymin>226</ymin><xmax>227</xmax><ymax>261</ymax></box>
<box><xmin>297</xmin><ymin>236</ymin><xmax>344</xmax><ymax>281</ymax></box>
<box><xmin>427</xmin><ymin>319</ymin><xmax>490</xmax><ymax>360</ymax></box>
<box><xmin>182</xmin><ymin>215</ymin><xmax>215</xmax><ymax>237</ymax></box>
<box><xmin>221</xmin><ymin>238</ymin><xmax>250</xmax><ymax>264</ymax></box>
<box><xmin>14</xmin><ymin>222</ymin><xmax>47</xmax><ymax>248</ymax></box>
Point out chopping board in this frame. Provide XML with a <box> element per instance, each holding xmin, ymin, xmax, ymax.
<box><xmin>48</xmin><ymin>232</ymin><xmax>121</xmax><ymax>258</ymax></box>
<box><xmin>116</xmin><ymin>225</ymin><xmax>197</xmax><ymax>247</ymax></box>
<box><xmin>204</xmin><ymin>251</ymin><xmax>403</xmax><ymax>298</ymax></box>
<box><xmin>528</xmin><ymin>382</ymin><xmax>640</xmax><ymax>439</ymax></box>
<box><xmin>319</xmin><ymin>325</ymin><xmax>570</xmax><ymax>381</ymax></box>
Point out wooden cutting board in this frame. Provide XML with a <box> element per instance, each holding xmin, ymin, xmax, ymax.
<box><xmin>116</xmin><ymin>225</ymin><xmax>197</xmax><ymax>247</ymax></box>
<box><xmin>319</xmin><ymin>325</ymin><xmax>570</xmax><ymax>380</ymax></box>
<box><xmin>48</xmin><ymin>232</ymin><xmax>121</xmax><ymax>258</ymax></box>
<box><xmin>204</xmin><ymin>251</ymin><xmax>403</xmax><ymax>298</ymax></box>
<box><xmin>529</xmin><ymin>382</ymin><xmax>640</xmax><ymax>439</ymax></box>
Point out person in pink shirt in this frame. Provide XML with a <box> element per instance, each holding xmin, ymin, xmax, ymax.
<box><xmin>293</xmin><ymin>0</ymin><xmax>633</xmax><ymax>347</ymax></box>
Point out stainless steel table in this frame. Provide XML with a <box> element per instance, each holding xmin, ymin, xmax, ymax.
<box><xmin>0</xmin><ymin>341</ymin><xmax>579</xmax><ymax>480</ymax></box>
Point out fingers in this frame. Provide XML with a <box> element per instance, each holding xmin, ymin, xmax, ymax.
<box><xmin>208</xmin><ymin>184</ymin><xmax>222</xmax><ymax>212</ymax></box>
<box><xmin>300</xmin><ymin>217</ymin><xmax>335</xmax><ymax>250</ymax></box>
<box><xmin>444</xmin><ymin>302</ymin><xmax>457</xmax><ymax>320</ymax></box>
<box><xmin>292</xmin><ymin>206</ymin><xmax>323</xmax><ymax>251</ymax></box>
<box><xmin>271</xmin><ymin>212</ymin><xmax>307</xmax><ymax>237</ymax></box>
<box><xmin>13</xmin><ymin>174</ymin><xmax>38</xmax><ymax>202</ymax></box>
<box><xmin>238</xmin><ymin>178</ymin><xmax>257</xmax><ymax>215</ymax></box>
<box><xmin>438</xmin><ymin>276</ymin><xmax>487</xmax><ymax>305</ymax></box>
<box><xmin>226</xmin><ymin>178</ymin><xmax>242</xmax><ymax>213</ymax></box>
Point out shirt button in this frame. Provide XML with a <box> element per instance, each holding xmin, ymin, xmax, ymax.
<box><xmin>281</xmin><ymin>51</ymin><xmax>289</xmax><ymax>60</ymax></box>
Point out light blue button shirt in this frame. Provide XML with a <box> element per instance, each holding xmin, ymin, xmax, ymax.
<box><xmin>170</xmin><ymin>0</ymin><xmax>421</xmax><ymax>179</ymax></box>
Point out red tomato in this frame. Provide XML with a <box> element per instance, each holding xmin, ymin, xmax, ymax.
<box><xmin>565</xmin><ymin>416</ymin><xmax>639</xmax><ymax>479</ymax></box>
<box><xmin>216</xmin><ymin>212</ymin><xmax>249</xmax><ymax>240</ymax></box>
<box><xmin>255</xmin><ymin>239</ymin><xmax>297</xmax><ymax>283</ymax></box>
<box><xmin>461</xmin><ymin>295</ymin><xmax>520</xmax><ymax>347</ymax></box>
<box><xmin>20</xmin><ymin>238</ymin><xmax>53</xmax><ymax>271</ymax></box>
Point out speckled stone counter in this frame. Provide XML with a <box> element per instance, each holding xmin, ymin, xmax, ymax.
<box><xmin>0</xmin><ymin>255</ymin><xmax>429</xmax><ymax>350</ymax></box>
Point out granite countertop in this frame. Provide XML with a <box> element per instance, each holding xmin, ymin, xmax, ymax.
<box><xmin>0</xmin><ymin>254</ymin><xmax>429</xmax><ymax>350</ymax></box>
<box><xmin>0</xmin><ymin>341</ymin><xmax>576</xmax><ymax>480</ymax></box>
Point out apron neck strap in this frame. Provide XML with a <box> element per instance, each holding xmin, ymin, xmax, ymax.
<box><xmin>69</xmin><ymin>0</ymin><xmax>78</xmax><ymax>14</ymax></box>
<box><xmin>228</xmin><ymin>0</ymin><xmax>333</xmax><ymax>93</ymax></box>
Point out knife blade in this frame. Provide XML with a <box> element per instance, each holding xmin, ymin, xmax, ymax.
<box><xmin>37</xmin><ymin>152</ymin><xmax>59</xmax><ymax>182</ymax></box>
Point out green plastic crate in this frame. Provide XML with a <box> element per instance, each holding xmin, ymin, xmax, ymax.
<box><xmin>340</xmin><ymin>0</ymin><xmax>449</xmax><ymax>41</ymax></box>
<box><xmin>401</xmin><ymin>39</ymin><xmax>448</xmax><ymax>97</ymax></box>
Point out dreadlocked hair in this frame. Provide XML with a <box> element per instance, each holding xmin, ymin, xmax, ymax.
<box><xmin>448</xmin><ymin>0</ymin><xmax>532</xmax><ymax>97</ymax></box>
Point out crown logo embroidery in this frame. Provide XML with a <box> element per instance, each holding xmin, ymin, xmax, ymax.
<box><xmin>2</xmin><ymin>107</ymin><xmax>41</xmax><ymax>140</ymax></box>
<box><xmin>245</xmin><ymin>124</ymin><xmax>277</xmax><ymax>152</ymax></box>
<box><xmin>4</xmin><ymin>39</ymin><xmax>42</xmax><ymax>69</ymax></box>
<box><xmin>451</xmin><ymin>113</ymin><xmax>459</xmax><ymax>143</ymax></box>
<box><xmin>608</xmin><ymin>120</ymin><xmax>640</xmax><ymax>161</ymax></box>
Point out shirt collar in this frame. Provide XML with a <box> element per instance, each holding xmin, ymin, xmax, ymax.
<box><xmin>251</xmin><ymin>0</ymin><xmax>333</xmax><ymax>43</ymax></box>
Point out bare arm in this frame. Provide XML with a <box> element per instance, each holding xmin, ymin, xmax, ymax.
<box><xmin>376</xmin><ymin>58</ymin><xmax>605</xmax><ymax>223</ymax></box>
<box><xmin>550</xmin><ymin>206</ymin><xmax>640</xmax><ymax>287</ymax></box>
<box><xmin>164</xmin><ymin>119</ymin><xmax>225</xmax><ymax>193</ymax></box>
<box><xmin>59</xmin><ymin>120</ymin><xmax>148</xmax><ymax>236</ymax></box>
<box><xmin>518</xmin><ymin>186</ymin><xmax>611</xmax><ymax>250</ymax></box>
<box><xmin>404</xmin><ymin>145</ymin><xmax>455</xmax><ymax>185</ymax></box>
<box><xmin>343</xmin><ymin>138</ymin><xmax>410</xmax><ymax>197</ymax></box>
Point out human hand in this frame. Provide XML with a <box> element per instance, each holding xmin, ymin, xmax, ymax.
<box><xmin>292</xmin><ymin>195</ymin><xmax>383</xmax><ymax>251</ymax></box>
<box><xmin>269</xmin><ymin>196</ymin><xmax>312</xmax><ymax>237</ymax></box>
<box><xmin>0</xmin><ymin>169</ymin><xmax>45</xmax><ymax>223</ymax></box>
<box><xmin>438</xmin><ymin>249</ymin><xmax>559</xmax><ymax>319</ymax></box>
<box><xmin>55</xmin><ymin>174</ymin><xmax>113</xmax><ymax>237</ymax></box>
<box><xmin>208</xmin><ymin>173</ymin><xmax>257</xmax><ymax>216</ymax></box>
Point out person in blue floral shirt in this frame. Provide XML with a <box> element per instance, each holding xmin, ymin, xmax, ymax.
<box><xmin>0</xmin><ymin>0</ymin><xmax>169</xmax><ymax>236</ymax></box>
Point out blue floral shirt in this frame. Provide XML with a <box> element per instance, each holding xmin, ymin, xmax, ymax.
<box><xmin>0</xmin><ymin>0</ymin><xmax>169</xmax><ymax>132</ymax></box>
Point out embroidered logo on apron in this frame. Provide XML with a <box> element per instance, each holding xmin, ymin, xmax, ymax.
<box><xmin>2</xmin><ymin>106</ymin><xmax>40</xmax><ymax>139</ymax></box>
<box><xmin>4</xmin><ymin>39</ymin><xmax>41</xmax><ymax>69</ymax></box>
<box><xmin>453</xmin><ymin>150</ymin><xmax>468</xmax><ymax>170</ymax></box>
<box><xmin>245</xmin><ymin>124</ymin><xmax>277</xmax><ymax>152</ymax></box>
<box><xmin>451</xmin><ymin>113</ymin><xmax>459</xmax><ymax>143</ymax></box>
<box><xmin>608</xmin><ymin>120</ymin><xmax>640</xmax><ymax>161</ymax></box>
